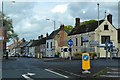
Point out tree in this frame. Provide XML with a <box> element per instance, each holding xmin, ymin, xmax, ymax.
<box><xmin>81</xmin><ymin>20</ymin><xmax>97</xmax><ymax>25</ymax></box>
<box><xmin>64</xmin><ymin>25</ymin><xmax>73</xmax><ymax>32</ymax></box>
<box><xmin>0</xmin><ymin>12</ymin><xmax>19</xmax><ymax>42</ymax></box>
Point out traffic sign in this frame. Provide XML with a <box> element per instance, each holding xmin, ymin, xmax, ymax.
<box><xmin>82</xmin><ymin>53</ymin><xmax>90</xmax><ymax>71</ymax></box>
<box><xmin>67</xmin><ymin>39</ymin><xmax>73</xmax><ymax>47</ymax></box>
<box><xmin>110</xmin><ymin>48</ymin><xmax>119</xmax><ymax>54</ymax></box>
<box><xmin>109</xmin><ymin>41</ymin><xmax>113</xmax><ymax>48</ymax></box>
<box><xmin>82</xmin><ymin>55</ymin><xmax>89</xmax><ymax>61</ymax></box>
<box><xmin>61</xmin><ymin>48</ymin><xmax>72</xmax><ymax>52</ymax></box>
<box><xmin>90</xmin><ymin>41</ymin><xmax>99</xmax><ymax>46</ymax></box>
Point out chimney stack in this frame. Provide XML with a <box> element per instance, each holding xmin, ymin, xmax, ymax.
<box><xmin>22</xmin><ymin>38</ymin><xmax>26</xmax><ymax>42</ymax></box>
<box><xmin>41</xmin><ymin>35</ymin><xmax>43</xmax><ymax>38</ymax></box>
<box><xmin>46</xmin><ymin>33</ymin><xmax>49</xmax><ymax>37</ymax></box>
<box><xmin>107</xmin><ymin>14</ymin><xmax>112</xmax><ymax>24</ymax></box>
<box><xmin>60</xmin><ymin>24</ymin><xmax>64</xmax><ymax>30</ymax></box>
<box><xmin>75</xmin><ymin>18</ymin><xmax>80</xmax><ymax>26</ymax></box>
<box><xmin>38</xmin><ymin>35</ymin><xmax>43</xmax><ymax>39</ymax></box>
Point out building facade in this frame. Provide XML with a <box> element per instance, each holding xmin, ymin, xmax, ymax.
<box><xmin>68</xmin><ymin>14</ymin><xmax>118</xmax><ymax>58</ymax></box>
<box><xmin>46</xmin><ymin>25</ymin><xmax>69</xmax><ymax>57</ymax></box>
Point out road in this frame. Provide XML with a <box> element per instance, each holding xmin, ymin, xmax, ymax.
<box><xmin>2</xmin><ymin>57</ymin><xmax>120</xmax><ymax>80</ymax></box>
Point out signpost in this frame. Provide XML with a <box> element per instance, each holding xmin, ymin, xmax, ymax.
<box><xmin>67</xmin><ymin>39</ymin><xmax>73</xmax><ymax>60</ymax></box>
<box><xmin>82</xmin><ymin>53</ymin><xmax>91</xmax><ymax>74</ymax></box>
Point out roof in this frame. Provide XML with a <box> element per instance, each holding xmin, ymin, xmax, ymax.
<box><xmin>68</xmin><ymin>20</ymin><xmax>104</xmax><ymax>36</ymax></box>
<box><xmin>117</xmin><ymin>28</ymin><xmax>120</xmax><ymax>43</ymax></box>
<box><xmin>29</xmin><ymin>37</ymin><xmax>47</xmax><ymax>47</ymax></box>
<box><xmin>47</xmin><ymin>29</ymin><xmax>70</xmax><ymax>40</ymax></box>
<box><xmin>47</xmin><ymin>29</ymin><xmax>60</xmax><ymax>40</ymax></box>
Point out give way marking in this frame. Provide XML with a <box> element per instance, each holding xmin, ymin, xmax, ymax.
<box><xmin>22</xmin><ymin>72</ymin><xmax>35</xmax><ymax>80</ymax></box>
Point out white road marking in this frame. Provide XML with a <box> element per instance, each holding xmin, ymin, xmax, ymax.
<box><xmin>107</xmin><ymin>72</ymin><xmax>120</xmax><ymax>74</ymax></box>
<box><xmin>111</xmin><ymin>68</ymin><xmax>118</xmax><ymax>71</ymax></box>
<box><xmin>56</xmin><ymin>68</ymin><xmax>81</xmax><ymax>77</ymax></box>
<box><xmin>45</xmin><ymin>69</ymin><xmax>69</xmax><ymax>78</ymax></box>
<box><xmin>100</xmin><ymin>75</ymin><xmax>120</xmax><ymax>77</ymax></box>
<box><xmin>22</xmin><ymin>72</ymin><xmax>35</xmax><ymax>80</ymax></box>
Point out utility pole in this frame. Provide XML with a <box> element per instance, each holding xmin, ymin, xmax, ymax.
<box><xmin>97</xmin><ymin>3</ymin><xmax>100</xmax><ymax>58</ymax></box>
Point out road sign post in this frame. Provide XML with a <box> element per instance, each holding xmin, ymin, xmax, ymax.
<box><xmin>67</xmin><ymin>39</ymin><xmax>73</xmax><ymax>60</ymax></box>
<box><xmin>82</xmin><ymin>53</ymin><xmax>91</xmax><ymax>74</ymax></box>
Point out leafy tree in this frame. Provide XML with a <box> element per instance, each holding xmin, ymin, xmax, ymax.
<box><xmin>0</xmin><ymin>12</ymin><xmax>19</xmax><ymax>42</ymax></box>
<box><xmin>81</xmin><ymin>20</ymin><xmax>97</xmax><ymax>25</ymax></box>
<box><xmin>64</xmin><ymin>25</ymin><xmax>73</xmax><ymax>32</ymax></box>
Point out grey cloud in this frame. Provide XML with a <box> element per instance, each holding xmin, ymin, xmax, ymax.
<box><xmin>67</xmin><ymin>2</ymin><xmax>118</xmax><ymax>27</ymax></box>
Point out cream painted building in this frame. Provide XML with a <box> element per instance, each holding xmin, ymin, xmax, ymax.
<box><xmin>68</xmin><ymin>14</ymin><xmax>119</xmax><ymax>58</ymax></box>
<box><xmin>46</xmin><ymin>25</ymin><xmax>69</xmax><ymax>57</ymax></box>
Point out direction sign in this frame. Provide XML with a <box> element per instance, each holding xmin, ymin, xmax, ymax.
<box><xmin>82</xmin><ymin>55</ymin><xmax>89</xmax><ymax>61</ymax></box>
<box><xmin>110</xmin><ymin>48</ymin><xmax>119</xmax><ymax>54</ymax></box>
<box><xmin>67</xmin><ymin>39</ymin><xmax>73</xmax><ymax>47</ymax></box>
<box><xmin>90</xmin><ymin>41</ymin><xmax>99</xmax><ymax>46</ymax></box>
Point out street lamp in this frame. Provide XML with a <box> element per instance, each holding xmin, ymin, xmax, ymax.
<box><xmin>97</xmin><ymin>3</ymin><xmax>100</xmax><ymax>58</ymax></box>
<box><xmin>46</xmin><ymin>18</ymin><xmax>55</xmax><ymax>31</ymax></box>
<box><xmin>46</xmin><ymin>18</ymin><xmax>56</xmax><ymax>56</ymax></box>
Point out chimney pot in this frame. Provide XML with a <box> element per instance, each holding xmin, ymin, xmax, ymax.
<box><xmin>107</xmin><ymin>14</ymin><xmax>112</xmax><ymax>24</ymax></box>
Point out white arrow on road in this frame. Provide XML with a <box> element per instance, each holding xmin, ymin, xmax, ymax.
<box><xmin>22</xmin><ymin>72</ymin><xmax>35</xmax><ymax>80</ymax></box>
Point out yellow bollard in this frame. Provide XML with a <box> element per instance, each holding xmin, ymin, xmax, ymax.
<box><xmin>82</xmin><ymin>53</ymin><xmax>91</xmax><ymax>74</ymax></box>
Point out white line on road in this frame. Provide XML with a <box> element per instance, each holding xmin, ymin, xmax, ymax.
<box><xmin>45</xmin><ymin>69</ymin><xmax>69</xmax><ymax>78</ymax></box>
<box><xmin>111</xmin><ymin>68</ymin><xmax>118</xmax><ymax>71</ymax></box>
<box><xmin>22</xmin><ymin>72</ymin><xmax>35</xmax><ymax>80</ymax></box>
<box><xmin>56</xmin><ymin>68</ymin><xmax>81</xmax><ymax>77</ymax></box>
<box><xmin>107</xmin><ymin>72</ymin><xmax>120</xmax><ymax>74</ymax></box>
<box><xmin>100</xmin><ymin>75</ymin><xmax>120</xmax><ymax>77</ymax></box>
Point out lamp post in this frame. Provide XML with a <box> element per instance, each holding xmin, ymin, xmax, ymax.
<box><xmin>97</xmin><ymin>3</ymin><xmax>100</xmax><ymax>58</ymax></box>
<box><xmin>46</xmin><ymin>18</ymin><xmax>56</xmax><ymax>56</ymax></box>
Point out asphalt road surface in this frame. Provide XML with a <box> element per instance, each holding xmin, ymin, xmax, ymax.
<box><xmin>2</xmin><ymin>57</ymin><xmax>120</xmax><ymax>80</ymax></box>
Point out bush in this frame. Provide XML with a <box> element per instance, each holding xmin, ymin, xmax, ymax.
<box><xmin>90</xmin><ymin>52</ymin><xmax>97</xmax><ymax>56</ymax></box>
<box><xmin>73</xmin><ymin>52</ymin><xmax>82</xmax><ymax>57</ymax></box>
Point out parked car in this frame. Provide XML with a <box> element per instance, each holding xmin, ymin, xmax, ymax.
<box><xmin>22</xmin><ymin>53</ymin><xmax>28</xmax><ymax>57</ymax></box>
<box><xmin>27</xmin><ymin>53</ymin><xmax>35</xmax><ymax>58</ymax></box>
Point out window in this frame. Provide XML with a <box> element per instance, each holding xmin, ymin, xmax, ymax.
<box><xmin>47</xmin><ymin>42</ymin><xmax>49</xmax><ymax>48</ymax></box>
<box><xmin>104</xmin><ymin>25</ymin><xmax>109</xmax><ymax>30</ymax></box>
<box><xmin>81</xmin><ymin>37</ymin><xmax>83</xmax><ymax>46</ymax></box>
<box><xmin>76</xmin><ymin>38</ymin><xmax>78</xmax><ymax>46</ymax></box>
<box><xmin>101</xmin><ymin>36</ymin><xmax>110</xmax><ymax>44</ymax></box>
<box><xmin>50</xmin><ymin>42</ymin><xmax>52</xmax><ymax>48</ymax></box>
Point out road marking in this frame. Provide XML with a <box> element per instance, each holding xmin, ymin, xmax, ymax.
<box><xmin>56</xmin><ymin>68</ymin><xmax>81</xmax><ymax>77</ymax></box>
<box><xmin>45</xmin><ymin>69</ymin><xmax>69</xmax><ymax>78</ymax></box>
<box><xmin>111</xmin><ymin>68</ymin><xmax>118</xmax><ymax>70</ymax></box>
<box><xmin>107</xmin><ymin>72</ymin><xmax>120</xmax><ymax>74</ymax></box>
<box><xmin>22</xmin><ymin>72</ymin><xmax>35</xmax><ymax>80</ymax></box>
<box><xmin>100</xmin><ymin>75</ymin><xmax>120</xmax><ymax>77</ymax></box>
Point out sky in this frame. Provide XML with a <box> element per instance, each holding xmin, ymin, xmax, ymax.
<box><xmin>0</xmin><ymin>0</ymin><xmax>119</xmax><ymax>46</ymax></box>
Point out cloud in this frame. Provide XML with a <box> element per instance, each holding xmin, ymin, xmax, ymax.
<box><xmin>3</xmin><ymin>1</ymin><xmax>119</xmax><ymax>45</ymax></box>
<box><xmin>67</xmin><ymin>2</ymin><xmax>118</xmax><ymax>27</ymax></box>
<box><xmin>51</xmin><ymin>4</ymin><xmax>68</xmax><ymax>13</ymax></box>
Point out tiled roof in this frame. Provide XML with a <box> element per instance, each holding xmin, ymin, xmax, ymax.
<box><xmin>68</xmin><ymin>20</ymin><xmax>104</xmax><ymax>36</ymax></box>
<box><xmin>47</xmin><ymin>29</ymin><xmax>60</xmax><ymax>40</ymax></box>
<box><xmin>47</xmin><ymin>29</ymin><xmax>70</xmax><ymax>40</ymax></box>
<box><xmin>29</xmin><ymin>37</ymin><xmax>47</xmax><ymax>47</ymax></box>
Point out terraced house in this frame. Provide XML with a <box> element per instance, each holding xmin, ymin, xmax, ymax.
<box><xmin>68</xmin><ymin>14</ymin><xmax>118</xmax><ymax>58</ymax></box>
<box><xmin>46</xmin><ymin>24</ymin><xmax>69</xmax><ymax>58</ymax></box>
